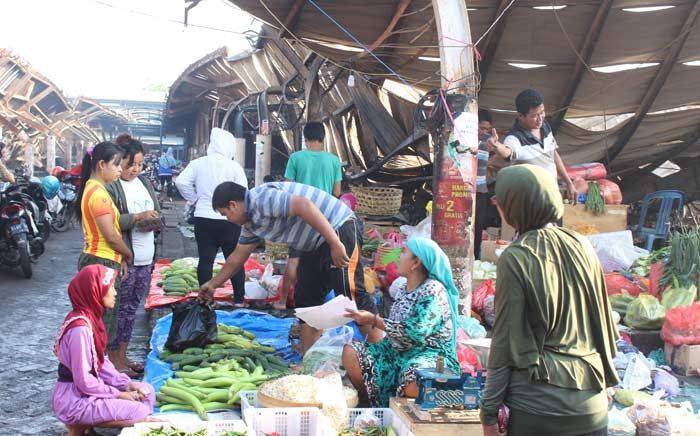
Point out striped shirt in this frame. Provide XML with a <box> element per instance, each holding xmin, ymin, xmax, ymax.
<box><xmin>239</xmin><ymin>182</ymin><xmax>354</xmax><ymax>251</ymax></box>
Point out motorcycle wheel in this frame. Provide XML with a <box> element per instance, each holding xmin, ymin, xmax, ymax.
<box><xmin>51</xmin><ymin>206</ymin><xmax>71</xmax><ymax>232</ymax></box>
<box><xmin>19</xmin><ymin>242</ymin><xmax>32</xmax><ymax>278</ymax></box>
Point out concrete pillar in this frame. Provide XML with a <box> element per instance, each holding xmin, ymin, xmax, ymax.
<box><xmin>46</xmin><ymin>135</ymin><xmax>56</xmax><ymax>174</ymax></box>
<box><xmin>431</xmin><ymin>0</ymin><xmax>478</xmax><ymax>313</ymax></box>
<box><xmin>233</xmin><ymin>136</ymin><xmax>246</xmax><ymax>168</ymax></box>
<box><xmin>254</xmin><ymin>134</ymin><xmax>271</xmax><ymax>186</ymax></box>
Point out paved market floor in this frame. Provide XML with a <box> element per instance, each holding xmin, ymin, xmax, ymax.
<box><xmin>0</xmin><ymin>202</ymin><xmax>187</xmax><ymax>435</ymax></box>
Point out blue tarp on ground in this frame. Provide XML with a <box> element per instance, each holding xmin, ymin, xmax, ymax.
<box><xmin>143</xmin><ymin>309</ymin><xmax>299</xmax><ymax>392</ymax></box>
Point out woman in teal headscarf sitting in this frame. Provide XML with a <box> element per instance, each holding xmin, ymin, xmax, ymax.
<box><xmin>343</xmin><ymin>237</ymin><xmax>459</xmax><ymax>407</ymax></box>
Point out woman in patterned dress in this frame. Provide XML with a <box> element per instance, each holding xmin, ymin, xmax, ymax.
<box><xmin>343</xmin><ymin>237</ymin><xmax>459</xmax><ymax>407</ymax></box>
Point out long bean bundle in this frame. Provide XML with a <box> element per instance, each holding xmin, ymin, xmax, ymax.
<box><xmin>661</xmin><ymin>229</ymin><xmax>700</xmax><ymax>294</ymax></box>
<box><xmin>585</xmin><ymin>182</ymin><xmax>606</xmax><ymax>216</ymax></box>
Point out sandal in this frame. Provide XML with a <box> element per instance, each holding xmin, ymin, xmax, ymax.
<box><xmin>127</xmin><ymin>361</ymin><xmax>145</xmax><ymax>373</ymax></box>
<box><xmin>233</xmin><ymin>302</ymin><xmax>249</xmax><ymax>308</ymax></box>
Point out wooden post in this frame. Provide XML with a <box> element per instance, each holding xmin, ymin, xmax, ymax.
<box><xmin>431</xmin><ymin>0</ymin><xmax>478</xmax><ymax>313</ymax></box>
<box><xmin>46</xmin><ymin>135</ymin><xmax>56</xmax><ymax>174</ymax></box>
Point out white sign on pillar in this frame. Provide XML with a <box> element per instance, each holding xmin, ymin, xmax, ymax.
<box><xmin>46</xmin><ymin>135</ymin><xmax>56</xmax><ymax>174</ymax></box>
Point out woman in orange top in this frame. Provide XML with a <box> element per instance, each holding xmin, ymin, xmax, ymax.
<box><xmin>75</xmin><ymin>141</ymin><xmax>133</xmax><ymax>370</ymax></box>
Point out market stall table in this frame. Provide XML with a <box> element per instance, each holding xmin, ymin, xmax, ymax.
<box><xmin>389</xmin><ymin>397</ymin><xmax>482</xmax><ymax>436</ymax></box>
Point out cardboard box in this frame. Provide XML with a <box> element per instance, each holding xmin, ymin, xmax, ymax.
<box><xmin>562</xmin><ymin>204</ymin><xmax>629</xmax><ymax>234</ymax></box>
<box><xmin>664</xmin><ymin>343</ymin><xmax>700</xmax><ymax>376</ymax></box>
<box><xmin>480</xmin><ymin>240</ymin><xmax>509</xmax><ymax>263</ymax></box>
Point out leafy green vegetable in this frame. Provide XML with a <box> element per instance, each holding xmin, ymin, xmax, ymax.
<box><xmin>585</xmin><ymin>182</ymin><xmax>606</xmax><ymax>216</ymax></box>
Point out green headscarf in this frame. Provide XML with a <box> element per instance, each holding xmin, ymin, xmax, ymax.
<box><xmin>406</xmin><ymin>237</ymin><xmax>459</xmax><ymax>348</ymax></box>
<box><xmin>495</xmin><ymin>164</ymin><xmax>564</xmax><ymax>234</ymax></box>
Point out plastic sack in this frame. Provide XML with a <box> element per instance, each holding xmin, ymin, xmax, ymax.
<box><xmin>302</xmin><ymin>326</ymin><xmax>354</xmax><ymax>375</ymax></box>
<box><xmin>621</xmin><ymin>353</ymin><xmax>653</xmax><ymax>391</ymax></box>
<box><xmin>627</xmin><ymin>400</ymin><xmax>700</xmax><ymax>436</ymax></box>
<box><xmin>259</xmin><ymin>263</ymin><xmax>282</xmax><ymax>297</ymax></box>
<box><xmin>606</xmin><ymin>273</ymin><xmax>645</xmax><ymax>296</ymax></box>
<box><xmin>661</xmin><ymin>302</ymin><xmax>700</xmax><ymax>346</ymax></box>
<box><xmin>458</xmin><ymin>315</ymin><xmax>487</xmax><ymax>339</ymax></box>
<box><xmin>572</xmin><ymin>178</ymin><xmax>589</xmax><ymax>195</ymax></box>
<box><xmin>588</xmin><ymin>231</ymin><xmax>647</xmax><ymax>273</ymax></box>
<box><xmin>615</xmin><ymin>388</ymin><xmax>654</xmax><ymax>407</ymax></box>
<box><xmin>608</xmin><ymin>407</ymin><xmax>636</xmax><ymax>436</ymax></box>
<box><xmin>661</xmin><ymin>283</ymin><xmax>696</xmax><ymax>310</ymax></box>
<box><xmin>400</xmin><ymin>215</ymin><xmax>431</xmax><ymax>239</ymax></box>
<box><xmin>165</xmin><ymin>300</ymin><xmax>217</xmax><ymax>352</ymax></box>
<box><xmin>353</xmin><ymin>408</ymin><xmax>382</xmax><ymax>430</ymax></box>
<box><xmin>653</xmin><ymin>368</ymin><xmax>680</xmax><ymax>397</ymax></box>
<box><xmin>597</xmin><ymin>179</ymin><xmax>623</xmax><ymax>205</ymax></box>
<box><xmin>389</xmin><ymin>276</ymin><xmax>407</xmax><ymax>299</ymax></box>
<box><xmin>624</xmin><ymin>295</ymin><xmax>666</xmax><ymax>330</ymax></box>
<box><xmin>244</xmin><ymin>258</ymin><xmax>266</xmax><ymax>280</ymax></box>
<box><xmin>472</xmin><ymin>279</ymin><xmax>496</xmax><ymax>314</ymax></box>
<box><xmin>245</xmin><ymin>280</ymin><xmax>268</xmax><ymax>300</ymax></box>
<box><xmin>649</xmin><ymin>261</ymin><xmax>665</xmax><ymax>297</ymax></box>
<box><xmin>566</xmin><ymin>163</ymin><xmax>608</xmax><ymax>181</ymax></box>
<box><xmin>483</xmin><ymin>295</ymin><xmax>496</xmax><ymax>327</ymax></box>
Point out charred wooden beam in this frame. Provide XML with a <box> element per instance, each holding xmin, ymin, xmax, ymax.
<box><xmin>182</xmin><ymin>75</ymin><xmax>214</xmax><ymax>88</ymax></box>
<box><xmin>1</xmin><ymin>74</ymin><xmax>32</xmax><ymax>102</ymax></box>
<box><xmin>363</xmin><ymin>0</ymin><xmax>413</xmax><ymax>54</ymax></box>
<box><xmin>551</xmin><ymin>0</ymin><xmax>613</xmax><ymax>132</ymax></box>
<box><xmin>478</xmin><ymin>0</ymin><xmax>515</xmax><ymax>85</ymax></box>
<box><xmin>280</xmin><ymin>0</ymin><xmax>307</xmax><ymax>38</ymax></box>
<box><xmin>605</xmin><ymin>1</ymin><xmax>700</xmax><ymax>163</ymax></box>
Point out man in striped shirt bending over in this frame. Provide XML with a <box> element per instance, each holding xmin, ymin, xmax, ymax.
<box><xmin>200</xmin><ymin>181</ymin><xmax>381</xmax><ymax>353</ymax></box>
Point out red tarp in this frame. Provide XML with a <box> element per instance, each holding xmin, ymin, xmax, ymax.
<box><xmin>144</xmin><ymin>260</ymin><xmax>234</xmax><ymax>310</ymax></box>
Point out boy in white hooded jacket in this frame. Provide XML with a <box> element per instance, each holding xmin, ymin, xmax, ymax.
<box><xmin>175</xmin><ymin>128</ymin><xmax>248</xmax><ymax>306</ymax></box>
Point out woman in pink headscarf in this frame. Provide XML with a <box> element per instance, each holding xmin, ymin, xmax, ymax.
<box><xmin>52</xmin><ymin>265</ymin><xmax>155</xmax><ymax>435</ymax></box>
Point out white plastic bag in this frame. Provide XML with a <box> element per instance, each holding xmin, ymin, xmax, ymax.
<box><xmin>244</xmin><ymin>280</ymin><xmax>268</xmax><ymax>300</ymax></box>
<box><xmin>259</xmin><ymin>263</ymin><xmax>281</xmax><ymax>296</ymax></box>
<box><xmin>389</xmin><ymin>276</ymin><xmax>407</xmax><ymax>299</ymax></box>
<box><xmin>621</xmin><ymin>353</ymin><xmax>653</xmax><ymax>391</ymax></box>
<box><xmin>608</xmin><ymin>407</ymin><xmax>636</xmax><ymax>436</ymax></box>
<box><xmin>400</xmin><ymin>215</ymin><xmax>431</xmax><ymax>239</ymax></box>
<box><xmin>587</xmin><ymin>231</ymin><xmax>648</xmax><ymax>272</ymax></box>
<box><xmin>303</xmin><ymin>326</ymin><xmax>354</xmax><ymax>375</ymax></box>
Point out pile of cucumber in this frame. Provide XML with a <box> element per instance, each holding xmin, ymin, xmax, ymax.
<box><xmin>156</xmin><ymin>324</ymin><xmax>288</xmax><ymax>420</ymax></box>
<box><xmin>158</xmin><ymin>260</ymin><xmax>222</xmax><ymax>296</ymax></box>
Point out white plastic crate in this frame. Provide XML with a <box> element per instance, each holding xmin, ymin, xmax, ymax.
<box><xmin>240</xmin><ymin>391</ymin><xmax>413</xmax><ymax>436</ymax></box>
<box><xmin>121</xmin><ymin>420</ymin><xmax>247</xmax><ymax>435</ymax></box>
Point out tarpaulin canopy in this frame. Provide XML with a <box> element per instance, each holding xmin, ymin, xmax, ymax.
<box><xmin>218</xmin><ymin>0</ymin><xmax>700</xmax><ymax>176</ymax></box>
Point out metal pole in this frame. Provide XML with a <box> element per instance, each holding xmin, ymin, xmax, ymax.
<box><xmin>431</xmin><ymin>0</ymin><xmax>478</xmax><ymax>314</ymax></box>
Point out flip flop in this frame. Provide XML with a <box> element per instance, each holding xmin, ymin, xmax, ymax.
<box><xmin>128</xmin><ymin>362</ymin><xmax>145</xmax><ymax>373</ymax></box>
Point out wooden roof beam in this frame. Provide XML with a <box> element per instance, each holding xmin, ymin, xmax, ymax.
<box><xmin>182</xmin><ymin>75</ymin><xmax>214</xmax><ymax>88</ymax></box>
<box><xmin>605</xmin><ymin>0</ymin><xmax>700</xmax><ymax>164</ymax></box>
<box><xmin>364</xmin><ymin>0</ymin><xmax>413</xmax><ymax>53</ymax></box>
<box><xmin>18</xmin><ymin>86</ymin><xmax>54</xmax><ymax>112</ymax></box>
<box><xmin>1</xmin><ymin>74</ymin><xmax>32</xmax><ymax>102</ymax></box>
<box><xmin>477</xmin><ymin>0</ymin><xmax>516</xmax><ymax>85</ymax></box>
<box><xmin>551</xmin><ymin>0</ymin><xmax>613</xmax><ymax>132</ymax></box>
<box><xmin>280</xmin><ymin>0</ymin><xmax>307</xmax><ymax>38</ymax></box>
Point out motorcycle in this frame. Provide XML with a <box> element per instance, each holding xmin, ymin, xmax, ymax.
<box><xmin>50</xmin><ymin>175</ymin><xmax>79</xmax><ymax>232</ymax></box>
<box><xmin>0</xmin><ymin>182</ymin><xmax>45</xmax><ymax>278</ymax></box>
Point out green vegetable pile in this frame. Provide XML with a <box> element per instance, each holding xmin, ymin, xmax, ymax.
<box><xmin>362</xmin><ymin>238</ymin><xmax>382</xmax><ymax>258</ymax></box>
<box><xmin>156</xmin><ymin>324</ymin><xmax>288</xmax><ymax>420</ymax></box>
<box><xmin>662</xmin><ymin>229</ymin><xmax>700</xmax><ymax>293</ymax></box>
<box><xmin>143</xmin><ymin>427</ymin><xmax>206</xmax><ymax>436</ymax></box>
<box><xmin>630</xmin><ymin>246</ymin><xmax>669</xmax><ymax>276</ymax></box>
<box><xmin>339</xmin><ymin>426</ymin><xmax>395</xmax><ymax>436</ymax></box>
<box><xmin>159</xmin><ymin>259</ymin><xmax>222</xmax><ymax>296</ymax></box>
<box><xmin>585</xmin><ymin>182</ymin><xmax>606</xmax><ymax>216</ymax></box>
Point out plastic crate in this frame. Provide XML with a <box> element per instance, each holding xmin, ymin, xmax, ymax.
<box><xmin>121</xmin><ymin>420</ymin><xmax>247</xmax><ymax>436</ymax></box>
<box><xmin>241</xmin><ymin>391</ymin><xmax>413</xmax><ymax>436</ymax></box>
<box><xmin>207</xmin><ymin>420</ymin><xmax>248</xmax><ymax>435</ymax></box>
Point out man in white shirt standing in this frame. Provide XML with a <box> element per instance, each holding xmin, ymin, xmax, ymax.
<box><xmin>175</xmin><ymin>128</ymin><xmax>249</xmax><ymax>306</ymax></box>
<box><xmin>488</xmin><ymin>89</ymin><xmax>577</xmax><ymax>203</ymax></box>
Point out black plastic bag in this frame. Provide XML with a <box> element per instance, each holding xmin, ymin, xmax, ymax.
<box><xmin>165</xmin><ymin>300</ymin><xmax>217</xmax><ymax>352</ymax></box>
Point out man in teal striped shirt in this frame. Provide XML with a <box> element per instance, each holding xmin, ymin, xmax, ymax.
<box><xmin>201</xmin><ymin>181</ymin><xmax>381</xmax><ymax>353</ymax></box>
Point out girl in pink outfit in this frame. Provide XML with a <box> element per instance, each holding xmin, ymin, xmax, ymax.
<box><xmin>52</xmin><ymin>264</ymin><xmax>155</xmax><ymax>435</ymax></box>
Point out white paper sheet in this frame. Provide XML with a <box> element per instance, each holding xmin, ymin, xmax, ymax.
<box><xmin>294</xmin><ymin>295</ymin><xmax>357</xmax><ymax>329</ymax></box>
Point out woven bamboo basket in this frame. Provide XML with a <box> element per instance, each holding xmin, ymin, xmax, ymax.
<box><xmin>352</xmin><ymin>186</ymin><xmax>402</xmax><ymax>216</ymax></box>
